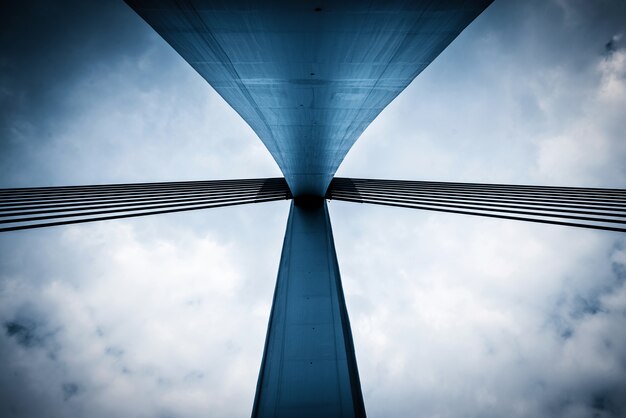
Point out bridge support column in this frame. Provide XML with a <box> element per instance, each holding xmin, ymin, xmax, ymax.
<box><xmin>253</xmin><ymin>200</ymin><xmax>365</xmax><ymax>418</ymax></box>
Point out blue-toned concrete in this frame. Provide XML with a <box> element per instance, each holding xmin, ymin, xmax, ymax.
<box><xmin>126</xmin><ymin>0</ymin><xmax>492</xmax><ymax>196</ymax></box>
<box><xmin>252</xmin><ymin>200</ymin><xmax>364</xmax><ymax>418</ymax></box>
<box><xmin>126</xmin><ymin>1</ymin><xmax>493</xmax><ymax>416</ymax></box>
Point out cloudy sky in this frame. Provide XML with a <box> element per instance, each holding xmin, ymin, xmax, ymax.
<box><xmin>1</xmin><ymin>0</ymin><xmax>626</xmax><ymax>417</ymax></box>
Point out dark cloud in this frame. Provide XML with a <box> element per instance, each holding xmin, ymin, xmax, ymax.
<box><xmin>0</xmin><ymin>0</ymin><xmax>171</xmax><ymax>186</ymax></box>
<box><xmin>3</xmin><ymin>308</ymin><xmax>59</xmax><ymax>354</ymax></box>
<box><xmin>5</xmin><ymin>320</ymin><xmax>44</xmax><ymax>348</ymax></box>
<box><xmin>605</xmin><ymin>33</ymin><xmax>624</xmax><ymax>58</ymax></box>
<box><xmin>0</xmin><ymin>1</ymin><xmax>149</xmax><ymax>127</ymax></box>
<box><xmin>61</xmin><ymin>383</ymin><xmax>79</xmax><ymax>401</ymax></box>
<box><xmin>553</xmin><ymin>387</ymin><xmax>626</xmax><ymax>418</ymax></box>
<box><xmin>591</xmin><ymin>391</ymin><xmax>624</xmax><ymax>418</ymax></box>
<box><xmin>570</xmin><ymin>294</ymin><xmax>605</xmax><ymax>319</ymax></box>
<box><xmin>606</xmin><ymin>38</ymin><xmax>617</xmax><ymax>55</ymax></box>
<box><xmin>105</xmin><ymin>346</ymin><xmax>124</xmax><ymax>357</ymax></box>
<box><xmin>0</xmin><ymin>0</ymin><xmax>277</xmax><ymax>188</ymax></box>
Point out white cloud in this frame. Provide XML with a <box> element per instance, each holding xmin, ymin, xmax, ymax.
<box><xmin>332</xmin><ymin>202</ymin><xmax>626</xmax><ymax>417</ymax></box>
<box><xmin>534</xmin><ymin>48</ymin><xmax>626</xmax><ymax>186</ymax></box>
<box><xmin>0</xmin><ymin>213</ymin><xmax>287</xmax><ymax>417</ymax></box>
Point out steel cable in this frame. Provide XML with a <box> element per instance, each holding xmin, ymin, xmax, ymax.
<box><xmin>327</xmin><ymin>178</ymin><xmax>626</xmax><ymax>233</ymax></box>
<box><xmin>0</xmin><ymin>178</ymin><xmax>291</xmax><ymax>232</ymax></box>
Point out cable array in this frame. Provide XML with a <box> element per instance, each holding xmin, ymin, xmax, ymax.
<box><xmin>327</xmin><ymin>177</ymin><xmax>626</xmax><ymax>233</ymax></box>
<box><xmin>0</xmin><ymin>178</ymin><xmax>291</xmax><ymax>232</ymax></box>
<box><xmin>5</xmin><ymin>176</ymin><xmax>624</xmax><ymax>233</ymax></box>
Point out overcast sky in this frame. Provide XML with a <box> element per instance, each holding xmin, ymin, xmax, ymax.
<box><xmin>1</xmin><ymin>1</ymin><xmax>626</xmax><ymax>417</ymax></box>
